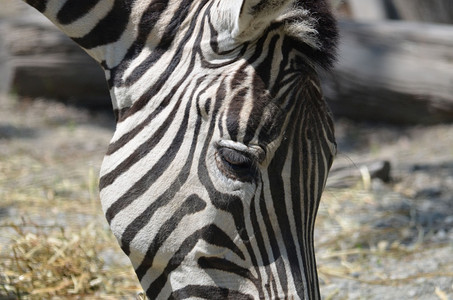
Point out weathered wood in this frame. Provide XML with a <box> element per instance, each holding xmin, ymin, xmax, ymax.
<box><xmin>0</xmin><ymin>22</ymin><xmax>12</xmax><ymax>94</ymax></box>
<box><xmin>2</xmin><ymin>15</ymin><xmax>109</xmax><ymax>107</ymax></box>
<box><xmin>346</xmin><ymin>0</ymin><xmax>389</xmax><ymax>21</ymax></box>
<box><xmin>327</xmin><ymin>160</ymin><xmax>391</xmax><ymax>188</ymax></box>
<box><xmin>390</xmin><ymin>0</ymin><xmax>453</xmax><ymax>24</ymax></box>
<box><xmin>323</xmin><ymin>20</ymin><xmax>453</xmax><ymax>124</ymax></box>
<box><xmin>339</xmin><ymin>0</ymin><xmax>400</xmax><ymax>21</ymax></box>
<box><xmin>343</xmin><ymin>0</ymin><xmax>453</xmax><ymax>23</ymax></box>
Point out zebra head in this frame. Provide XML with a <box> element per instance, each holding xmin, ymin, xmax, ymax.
<box><xmin>23</xmin><ymin>0</ymin><xmax>337</xmax><ymax>298</ymax></box>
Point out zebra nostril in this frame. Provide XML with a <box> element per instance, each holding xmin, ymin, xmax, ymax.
<box><xmin>216</xmin><ymin>147</ymin><xmax>258</xmax><ymax>182</ymax></box>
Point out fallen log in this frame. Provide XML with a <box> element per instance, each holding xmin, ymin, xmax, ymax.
<box><xmin>0</xmin><ymin>23</ymin><xmax>12</xmax><ymax>94</ymax></box>
<box><xmin>4</xmin><ymin>13</ymin><xmax>453</xmax><ymax>124</ymax></box>
<box><xmin>1</xmin><ymin>14</ymin><xmax>109</xmax><ymax>107</ymax></box>
<box><xmin>342</xmin><ymin>0</ymin><xmax>453</xmax><ymax>23</ymax></box>
<box><xmin>323</xmin><ymin>20</ymin><xmax>453</xmax><ymax>124</ymax></box>
<box><xmin>327</xmin><ymin>160</ymin><xmax>391</xmax><ymax>189</ymax></box>
<box><xmin>390</xmin><ymin>0</ymin><xmax>453</xmax><ymax>24</ymax></box>
<box><xmin>346</xmin><ymin>0</ymin><xmax>390</xmax><ymax>21</ymax></box>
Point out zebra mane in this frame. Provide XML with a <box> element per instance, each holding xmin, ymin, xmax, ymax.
<box><xmin>279</xmin><ymin>0</ymin><xmax>338</xmax><ymax>69</ymax></box>
<box><xmin>216</xmin><ymin>0</ymin><xmax>337</xmax><ymax>69</ymax></box>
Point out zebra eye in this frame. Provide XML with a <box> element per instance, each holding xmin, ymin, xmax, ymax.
<box><xmin>216</xmin><ymin>147</ymin><xmax>257</xmax><ymax>182</ymax></box>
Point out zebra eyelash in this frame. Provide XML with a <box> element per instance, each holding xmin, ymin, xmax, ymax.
<box><xmin>215</xmin><ymin>146</ymin><xmax>258</xmax><ymax>183</ymax></box>
<box><xmin>213</xmin><ymin>140</ymin><xmax>265</xmax><ymax>183</ymax></box>
<box><xmin>215</xmin><ymin>140</ymin><xmax>266</xmax><ymax>163</ymax></box>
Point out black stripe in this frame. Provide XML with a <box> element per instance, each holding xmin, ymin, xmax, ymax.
<box><xmin>119</xmin><ymin>0</ymin><xmax>206</xmax><ymax>88</ymax></box>
<box><xmin>109</xmin><ymin>71</ymin><xmax>206</xmax><ymax>151</ymax></box>
<box><xmin>118</xmin><ymin>98</ymin><xmax>203</xmax><ymax>256</ymax></box>
<box><xmin>300</xmin><ymin>105</ymin><xmax>311</xmax><ymax>233</ymax></box>
<box><xmin>108</xmin><ymin>0</ymin><xmax>170</xmax><ymax>87</ymax></box>
<box><xmin>250</xmin><ymin>192</ymin><xmax>274</xmax><ymax>297</ymax></box>
<box><xmin>239</xmin><ymin>0</ymin><xmax>247</xmax><ymax>17</ymax></box>
<box><xmin>134</xmin><ymin>195</ymin><xmax>206</xmax><ymax>279</ymax></box>
<box><xmin>100</xmin><ymin>83</ymin><xmax>188</xmax><ymax>188</ymax></box>
<box><xmin>25</xmin><ymin>0</ymin><xmax>47</xmax><ymax>12</ymax></box>
<box><xmin>242</xmin><ymin>73</ymin><xmax>269</xmax><ymax>144</ymax></box>
<box><xmin>254</xmin><ymin>42</ymin><xmax>303</xmax><ymax>145</ymax></box>
<box><xmin>135</xmin><ymin>210</ymin><xmax>246</xmax><ymax>280</ymax></box>
<box><xmin>145</xmin><ymin>226</ymin><xmax>209</xmax><ymax>299</ymax></box>
<box><xmin>253</xmin><ymin>51</ymin><xmax>295</xmax><ymax>145</ymax></box>
<box><xmin>290</xmin><ymin>95</ymin><xmax>305</xmax><ymax>280</ymax></box>
<box><xmin>251</xmin><ymin>0</ymin><xmax>271</xmax><ymax>13</ymax></box>
<box><xmin>305</xmin><ymin>107</ymin><xmax>319</xmax><ymax>291</ymax></box>
<box><xmin>226</xmin><ymin>87</ymin><xmax>248</xmax><ymax>141</ymax></box>
<box><xmin>104</xmin><ymin>84</ymin><xmax>194</xmax><ymax>224</ymax></box>
<box><xmin>146</xmin><ymin>224</ymin><xmax>241</xmax><ymax>298</ymax></box>
<box><xmin>268</xmin><ymin>119</ymin><xmax>304</xmax><ymax>298</ymax></box>
<box><xmin>242</xmin><ymin>34</ymin><xmax>281</xmax><ymax>145</ymax></box>
<box><xmin>244</xmin><ymin>28</ymin><xmax>269</xmax><ymax>65</ymax></box>
<box><xmin>170</xmin><ymin>285</ymin><xmax>253</xmax><ymax>300</ymax></box>
<box><xmin>254</xmin><ymin>34</ymin><xmax>280</xmax><ymax>89</ymax></box>
<box><xmin>72</xmin><ymin>0</ymin><xmax>133</xmax><ymax>49</ymax></box>
<box><xmin>256</xmin><ymin>97</ymin><xmax>285</xmax><ymax>146</ymax></box>
<box><xmin>200</xmin><ymin>225</ymin><xmax>245</xmax><ymax>261</ymax></box>
<box><xmin>57</xmin><ymin>0</ymin><xmax>101</xmax><ymax>25</ymax></box>
<box><xmin>113</xmin><ymin>107</ymin><xmax>129</xmax><ymax>122</ymax></box>
<box><xmin>196</xmin><ymin>11</ymin><xmax>249</xmax><ymax>68</ymax></box>
<box><xmin>225</xmin><ymin>63</ymin><xmax>248</xmax><ymax>141</ymax></box>
<box><xmin>258</xmin><ymin>190</ymin><xmax>288</xmax><ymax>296</ymax></box>
<box><xmin>198</xmin><ymin>257</ymin><xmax>255</xmax><ymax>282</ymax></box>
<box><xmin>115</xmin><ymin>1</ymin><xmax>205</xmax><ymax>121</ymax></box>
<box><xmin>218</xmin><ymin>110</ymin><xmax>225</xmax><ymax>137</ymax></box>
<box><xmin>109</xmin><ymin>88</ymin><xmax>180</xmax><ymax>151</ymax></box>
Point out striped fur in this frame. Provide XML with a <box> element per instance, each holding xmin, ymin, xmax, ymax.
<box><xmin>23</xmin><ymin>0</ymin><xmax>338</xmax><ymax>298</ymax></box>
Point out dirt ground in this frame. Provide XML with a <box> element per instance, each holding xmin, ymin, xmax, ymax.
<box><xmin>0</xmin><ymin>93</ymin><xmax>452</xmax><ymax>299</ymax></box>
<box><xmin>319</xmin><ymin>120</ymin><xmax>453</xmax><ymax>299</ymax></box>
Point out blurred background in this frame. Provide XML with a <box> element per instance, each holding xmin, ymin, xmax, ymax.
<box><xmin>0</xmin><ymin>0</ymin><xmax>452</xmax><ymax>299</ymax></box>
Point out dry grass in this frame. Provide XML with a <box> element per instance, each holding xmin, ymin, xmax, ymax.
<box><xmin>0</xmin><ymin>219</ymin><xmax>142</xmax><ymax>299</ymax></box>
<box><xmin>0</xmin><ymin>150</ymin><xmax>142</xmax><ymax>299</ymax></box>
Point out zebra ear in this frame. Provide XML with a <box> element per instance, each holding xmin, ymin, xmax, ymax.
<box><xmin>216</xmin><ymin>0</ymin><xmax>293</xmax><ymax>40</ymax></box>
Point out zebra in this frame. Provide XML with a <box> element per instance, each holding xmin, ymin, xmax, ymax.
<box><xmin>22</xmin><ymin>0</ymin><xmax>338</xmax><ymax>299</ymax></box>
